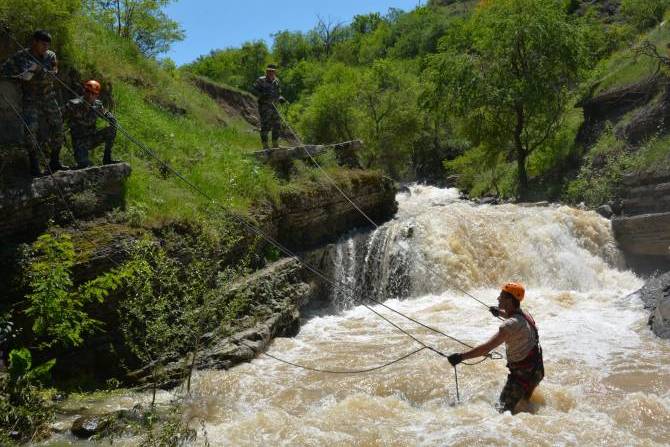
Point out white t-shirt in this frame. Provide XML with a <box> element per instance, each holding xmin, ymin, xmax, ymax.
<box><xmin>500</xmin><ymin>312</ymin><xmax>537</xmax><ymax>363</ymax></box>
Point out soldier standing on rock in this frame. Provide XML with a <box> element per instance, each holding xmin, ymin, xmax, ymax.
<box><xmin>63</xmin><ymin>79</ymin><xmax>119</xmax><ymax>168</ymax></box>
<box><xmin>1</xmin><ymin>30</ymin><xmax>67</xmax><ymax>176</ymax></box>
<box><xmin>252</xmin><ymin>64</ymin><xmax>286</xmax><ymax>149</ymax></box>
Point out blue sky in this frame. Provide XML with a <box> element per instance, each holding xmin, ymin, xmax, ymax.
<box><xmin>165</xmin><ymin>0</ymin><xmax>424</xmax><ymax>65</ymax></box>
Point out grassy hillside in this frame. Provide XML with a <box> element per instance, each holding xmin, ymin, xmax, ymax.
<box><xmin>68</xmin><ymin>19</ymin><xmax>283</xmax><ymax>224</ymax></box>
<box><xmin>564</xmin><ymin>15</ymin><xmax>670</xmax><ymax>206</ymax></box>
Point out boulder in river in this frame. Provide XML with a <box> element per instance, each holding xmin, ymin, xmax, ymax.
<box><xmin>636</xmin><ymin>271</ymin><xmax>670</xmax><ymax>339</ymax></box>
<box><xmin>71</xmin><ymin>415</ymin><xmax>110</xmax><ymax>439</ymax></box>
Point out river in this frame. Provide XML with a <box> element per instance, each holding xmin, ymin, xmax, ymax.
<box><xmin>49</xmin><ymin>186</ymin><xmax>670</xmax><ymax>446</ymax></box>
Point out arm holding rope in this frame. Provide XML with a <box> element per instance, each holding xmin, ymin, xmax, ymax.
<box><xmin>448</xmin><ymin>329</ymin><xmax>507</xmax><ymax>366</ymax></box>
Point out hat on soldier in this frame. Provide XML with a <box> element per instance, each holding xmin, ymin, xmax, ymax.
<box><xmin>266</xmin><ymin>64</ymin><xmax>278</xmax><ymax>71</ymax></box>
<box><xmin>32</xmin><ymin>30</ymin><xmax>52</xmax><ymax>43</ymax></box>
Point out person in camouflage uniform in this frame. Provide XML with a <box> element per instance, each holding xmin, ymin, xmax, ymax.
<box><xmin>62</xmin><ymin>79</ymin><xmax>118</xmax><ymax>168</ymax></box>
<box><xmin>252</xmin><ymin>64</ymin><xmax>286</xmax><ymax>149</ymax></box>
<box><xmin>0</xmin><ymin>30</ymin><xmax>66</xmax><ymax>176</ymax></box>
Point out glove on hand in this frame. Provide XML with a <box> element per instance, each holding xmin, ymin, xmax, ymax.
<box><xmin>447</xmin><ymin>353</ymin><xmax>463</xmax><ymax>366</ymax></box>
<box><xmin>489</xmin><ymin>306</ymin><xmax>501</xmax><ymax>317</ymax></box>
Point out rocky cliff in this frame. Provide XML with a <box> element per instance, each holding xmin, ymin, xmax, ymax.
<box><xmin>10</xmin><ymin>168</ymin><xmax>397</xmax><ymax>386</ymax></box>
<box><xmin>612</xmin><ymin>169</ymin><xmax>670</xmax><ymax>273</ymax></box>
<box><xmin>0</xmin><ymin>163</ymin><xmax>132</xmax><ymax>244</ymax></box>
<box><xmin>635</xmin><ymin>271</ymin><xmax>670</xmax><ymax>338</ymax></box>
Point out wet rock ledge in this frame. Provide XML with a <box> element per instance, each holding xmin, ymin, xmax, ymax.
<box><xmin>636</xmin><ymin>271</ymin><xmax>670</xmax><ymax>339</ymax></box>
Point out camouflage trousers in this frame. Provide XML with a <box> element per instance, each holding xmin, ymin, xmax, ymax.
<box><xmin>23</xmin><ymin>95</ymin><xmax>65</xmax><ymax>160</ymax></box>
<box><xmin>258</xmin><ymin>101</ymin><xmax>281</xmax><ymax>146</ymax></box>
<box><xmin>72</xmin><ymin>126</ymin><xmax>116</xmax><ymax>168</ymax></box>
<box><xmin>498</xmin><ymin>350</ymin><xmax>544</xmax><ymax>413</ymax></box>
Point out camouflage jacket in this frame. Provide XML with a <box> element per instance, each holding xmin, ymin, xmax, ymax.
<box><xmin>252</xmin><ymin>76</ymin><xmax>281</xmax><ymax>104</ymax></box>
<box><xmin>63</xmin><ymin>97</ymin><xmax>115</xmax><ymax>139</ymax></box>
<box><xmin>0</xmin><ymin>48</ymin><xmax>58</xmax><ymax>101</ymax></box>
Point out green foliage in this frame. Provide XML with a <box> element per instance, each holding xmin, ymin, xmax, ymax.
<box><xmin>66</xmin><ymin>16</ymin><xmax>280</xmax><ymax>222</ymax></box>
<box><xmin>8</xmin><ymin>348</ymin><xmax>55</xmax><ymax>386</ymax></box>
<box><xmin>426</xmin><ymin>0</ymin><xmax>589</xmax><ymax>195</ymax></box>
<box><xmin>84</xmin><ymin>0</ymin><xmax>184</xmax><ymax>56</ymax></box>
<box><xmin>589</xmin><ymin>22</ymin><xmax>670</xmax><ymax>96</ymax></box>
<box><xmin>0</xmin><ymin>375</ymin><xmax>53</xmax><ymax>445</ymax></box>
<box><xmin>25</xmin><ymin>232</ymin><xmax>125</xmax><ymax>349</ymax></box>
<box><xmin>563</xmin><ymin>127</ymin><xmax>635</xmax><ymax>206</ymax></box>
<box><xmin>621</xmin><ymin>0</ymin><xmax>669</xmax><ymax>31</ymax></box>
<box><xmin>0</xmin><ymin>0</ymin><xmax>81</xmax><ymax>62</ymax></box>
<box><xmin>183</xmin><ymin>40</ymin><xmax>270</xmax><ymax>91</ymax></box>
<box><xmin>445</xmin><ymin>145</ymin><xmax>517</xmax><ymax>197</ymax></box>
<box><xmin>296</xmin><ymin>63</ymin><xmax>360</xmax><ymax>143</ymax></box>
<box><xmin>117</xmin><ymin>238</ymin><xmax>222</xmax><ymax>402</ymax></box>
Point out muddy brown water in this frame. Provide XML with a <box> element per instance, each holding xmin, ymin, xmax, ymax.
<box><xmin>46</xmin><ymin>187</ymin><xmax>670</xmax><ymax>446</ymax></box>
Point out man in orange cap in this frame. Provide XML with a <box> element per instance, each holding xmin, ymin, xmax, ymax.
<box><xmin>63</xmin><ymin>79</ymin><xmax>118</xmax><ymax>168</ymax></box>
<box><xmin>447</xmin><ymin>282</ymin><xmax>544</xmax><ymax>413</ymax></box>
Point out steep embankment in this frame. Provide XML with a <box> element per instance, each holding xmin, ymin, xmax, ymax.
<box><xmin>0</xmin><ymin>17</ymin><xmax>402</xmax><ymax>396</ymax></box>
<box><xmin>572</xmin><ymin>21</ymin><xmax>670</xmax><ymax>335</ymax></box>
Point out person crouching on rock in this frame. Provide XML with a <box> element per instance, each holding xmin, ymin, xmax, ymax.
<box><xmin>63</xmin><ymin>79</ymin><xmax>119</xmax><ymax>168</ymax></box>
<box><xmin>447</xmin><ymin>282</ymin><xmax>544</xmax><ymax>414</ymax></box>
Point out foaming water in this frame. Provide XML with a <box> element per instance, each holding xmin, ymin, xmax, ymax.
<box><xmin>49</xmin><ymin>186</ymin><xmax>670</xmax><ymax>446</ymax></box>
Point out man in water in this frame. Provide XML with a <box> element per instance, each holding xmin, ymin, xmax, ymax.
<box><xmin>1</xmin><ymin>30</ymin><xmax>67</xmax><ymax>176</ymax></box>
<box><xmin>252</xmin><ymin>64</ymin><xmax>286</xmax><ymax>149</ymax></box>
<box><xmin>448</xmin><ymin>282</ymin><xmax>544</xmax><ymax>413</ymax></box>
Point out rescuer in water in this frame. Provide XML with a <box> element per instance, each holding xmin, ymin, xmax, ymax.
<box><xmin>448</xmin><ymin>282</ymin><xmax>544</xmax><ymax>413</ymax></box>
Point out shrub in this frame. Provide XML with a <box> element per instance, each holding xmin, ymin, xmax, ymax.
<box><xmin>621</xmin><ymin>0</ymin><xmax>669</xmax><ymax>31</ymax></box>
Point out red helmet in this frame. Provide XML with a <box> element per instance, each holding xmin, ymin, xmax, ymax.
<box><xmin>502</xmin><ymin>282</ymin><xmax>525</xmax><ymax>302</ymax></box>
<box><xmin>84</xmin><ymin>80</ymin><xmax>101</xmax><ymax>95</ymax></box>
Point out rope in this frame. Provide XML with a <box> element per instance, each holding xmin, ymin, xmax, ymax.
<box><xmin>245</xmin><ymin>343</ymin><xmax>431</xmax><ymax>374</ymax></box>
<box><xmin>453</xmin><ymin>366</ymin><xmax>460</xmax><ymax>402</ymax></box>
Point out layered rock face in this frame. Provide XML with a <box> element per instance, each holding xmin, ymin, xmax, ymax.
<box><xmin>271</xmin><ymin>171</ymin><xmax>397</xmax><ymax>251</ymax></box>
<box><xmin>0</xmin><ymin>163</ymin><xmax>132</xmax><ymax>243</ymax></box>
<box><xmin>636</xmin><ymin>271</ymin><xmax>670</xmax><ymax>339</ymax></box>
<box><xmin>612</xmin><ymin>170</ymin><xmax>670</xmax><ymax>273</ymax></box>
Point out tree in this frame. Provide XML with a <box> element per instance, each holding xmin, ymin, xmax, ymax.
<box><xmin>271</xmin><ymin>30</ymin><xmax>313</xmax><ymax>68</ymax></box>
<box><xmin>312</xmin><ymin>16</ymin><xmax>348</xmax><ymax>59</ymax></box>
<box><xmin>183</xmin><ymin>40</ymin><xmax>269</xmax><ymax>91</ymax></box>
<box><xmin>357</xmin><ymin>60</ymin><xmax>421</xmax><ymax>177</ymax></box>
<box><xmin>297</xmin><ymin>63</ymin><xmax>360</xmax><ymax>144</ymax></box>
<box><xmin>426</xmin><ymin>0</ymin><xmax>587</xmax><ymax>196</ymax></box>
<box><xmin>85</xmin><ymin>0</ymin><xmax>184</xmax><ymax>57</ymax></box>
<box><xmin>25</xmin><ymin>233</ymin><xmax>126</xmax><ymax>350</ymax></box>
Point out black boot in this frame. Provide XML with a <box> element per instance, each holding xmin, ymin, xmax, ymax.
<box><xmin>48</xmin><ymin>146</ymin><xmax>69</xmax><ymax>172</ymax></box>
<box><xmin>102</xmin><ymin>137</ymin><xmax>120</xmax><ymax>165</ymax></box>
<box><xmin>28</xmin><ymin>153</ymin><xmax>42</xmax><ymax>177</ymax></box>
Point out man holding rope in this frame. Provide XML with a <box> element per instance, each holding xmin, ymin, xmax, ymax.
<box><xmin>448</xmin><ymin>282</ymin><xmax>544</xmax><ymax>414</ymax></box>
<box><xmin>1</xmin><ymin>30</ymin><xmax>67</xmax><ymax>176</ymax></box>
<box><xmin>252</xmin><ymin>64</ymin><xmax>286</xmax><ymax>150</ymax></box>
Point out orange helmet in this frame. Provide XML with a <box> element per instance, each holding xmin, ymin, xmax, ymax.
<box><xmin>502</xmin><ymin>282</ymin><xmax>525</xmax><ymax>302</ymax></box>
<box><xmin>84</xmin><ymin>80</ymin><xmax>101</xmax><ymax>95</ymax></box>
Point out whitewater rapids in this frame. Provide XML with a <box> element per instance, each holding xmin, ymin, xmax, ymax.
<box><xmin>53</xmin><ymin>186</ymin><xmax>670</xmax><ymax>446</ymax></box>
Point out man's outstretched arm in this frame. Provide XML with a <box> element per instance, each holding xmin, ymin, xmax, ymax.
<box><xmin>448</xmin><ymin>329</ymin><xmax>507</xmax><ymax>365</ymax></box>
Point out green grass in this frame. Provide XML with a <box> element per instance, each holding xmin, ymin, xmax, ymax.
<box><xmin>633</xmin><ymin>132</ymin><xmax>670</xmax><ymax>171</ymax></box>
<box><xmin>69</xmin><ymin>18</ymin><xmax>281</xmax><ymax>224</ymax></box>
<box><xmin>592</xmin><ymin>20</ymin><xmax>670</xmax><ymax>95</ymax></box>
